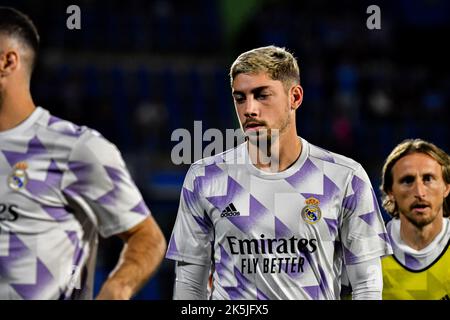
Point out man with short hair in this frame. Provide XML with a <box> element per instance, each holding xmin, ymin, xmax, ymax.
<box><xmin>0</xmin><ymin>7</ymin><xmax>166</xmax><ymax>300</ymax></box>
<box><xmin>166</xmin><ymin>46</ymin><xmax>392</xmax><ymax>300</ymax></box>
<box><xmin>380</xmin><ymin>139</ymin><xmax>450</xmax><ymax>300</ymax></box>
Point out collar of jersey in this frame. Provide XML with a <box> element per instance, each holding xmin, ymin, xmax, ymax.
<box><xmin>243</xmin><ymin>136</ymin><xmax>308</xmax><ymax>180</ymax></box>
<box><xmin>389</xmin><ymin>217</ymin><xmax>450</xmax><ymax>258</ymax></box>
<box><xmin>0</xmin><ymin>106</ymin><xmax>45</xmax><ymax>138</ymax></box>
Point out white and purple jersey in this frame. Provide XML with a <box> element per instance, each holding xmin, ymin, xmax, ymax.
<box><xmin>0</xmin><ymin>107</ymin><xmax>150</xmax><ymax>299</ymax></box>
<box><xmin>166</xmin><ymin>138</ymin><xmax>392</xmax><ymax>299</ymax></box>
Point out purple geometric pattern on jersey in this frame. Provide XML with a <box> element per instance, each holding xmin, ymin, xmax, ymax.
<box><xmin>0</xmin><ymin>233</ymin><xmax>54</xmax><ymax>299</ymax></box>
<box><xmin>216</xmin><ymin>244</ymin><xmax>231</xmax><ymax>280</ymax></box>
<box><xmin>324</xmin><ymin>218</ymin><xmax>338</xmax><ymax>237</ymax></box>
<box><xmin>1</xmin><ymin>136</ymin><xmax>47</xmax><ymax>167</ymax></box>
<box><xmin>275</xmin><ymin>216</ymin><xmax>292</xmax><ymax>239</ymax></box>
<box><xmin>193</xmin><ymin>210</ymin><xmax>214</xmax><ymax>235</ymax></box>
<box><xmin>313</xmin><ymin>146</ymin><xmax>336</xmax><ymax>163</ymax></box>
<box><xmin>318</xmin><ymin>264</ymin><xmax>329</xmax><ymax>298</ymax></box>
<box><xmin>222</xmin><ymin>266</ymin><xmax>252</xmax><ymax>299</ymax></box>
<box><xmin>0</xmin><ymin>233</ymin><xmax>29</xmax><ymax>276</ymax></box>
<box><xmin>42</xmin><ymin>205</ymin><xmax>71</xmax><ymax>221</ymax></box>
<box><xmin>302</xmin><ymin>284</ymin><xmax>320</xmax><ymax>300</ymax></box>
<box><xmin>195</xmin><ymin>163</ymin><xmax>224</xmax><ymax>194</ymax></box>
<box><xmin>257</xmin><ymin>288</ymin><xmax>270</xmax><ymax>300</ymax></box>
<box><xmin>130</xmin><ymin>200</ymin><xmax>150</xmax><ymax>216</ymax></box>
<box><xmin>11</xmin><ymin>259</ymin><xmax>54</xmax><ymax>300</ymax></box>
<box><xmin>285</xmin><ymin>158</ymin><xmax>319</xmax><ymax>188</ymax></box>
<box><xmin>48</xmin><ymin>115</ymin><xmax>83</xmax><ymax>137</ymax></box>
<box><xmin>404</xmin><ymin>253</ymin><xmax>421</xmax><ymax>270</ymax></box>
<box><xmin>182</xmin><ymin>187</ymin><xmax>199</xmax><ymax>214</ymax></box>
<box><xmin>63</xmin><ymin>161</ymin><xmax>93</xmax><ymax>196</ymax></box>
<box><xmin>96</xmin><ymin>165</ymin><xmax>123</xmax><ymax>206</ymax></box>
<box><xmin>227</xmin><ymin>195</ymin><xmax>268</xmax><ymax>234</ymax></box>
<box><xmin>26</xmin><ymin>160</ymin><xmax>64</xmax><ymax>196</ymax></box>
<box><xmin>342</xmin><ymin>175</ymin><xmax>365</xmax><ymax>212</ymax></box>
<box><xmin>167</xmin><ymin>236</ymin><xmax>179</xmax><ymax>258</ymax></box>
<box><xmin>48</xmin><ymin>115</ymin><xmax>62</xmax><ymax>126</ymax></box>
<box><xmin>301</xmin><ymin>175</ymin><xmax>340</xmax><ymax>208</ymax></box>
<box><xmin>206</xmin><ymin>176</ymin><xmax>244</xmax><ymax>212</ymax></box>
<box><xmin>66</xmin><ymin>231</ymin><xmax>83</xmax><ymax>266</ymax></box>
<box><xmin>359</xmin><ymin>211</ymin><xmax>376</xmax><ymax>226</ymax></box>
<box><xmin>378</xmin><ymin>232</ymin><xmax>390</xmax><ymax>243</ymax></box>
<box><xmin>343</xmin><ymin>244</ymin><xmax>359</xmax><ymax>265</ymax></box>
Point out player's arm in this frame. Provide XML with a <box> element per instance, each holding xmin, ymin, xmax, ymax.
<box><xmin>173</xmin><ymin>261</ymin><xmax>210</xmax><ymax>300</ymax></box>
<box><xmin>345</xmin><ymin>257</ymin><xmax>383</xmax><ymax>300</ymax></box>
<box><xmin>96</xmin><ymin>215</ymin><xmax>166</xmax><ymax>300</ymax></box>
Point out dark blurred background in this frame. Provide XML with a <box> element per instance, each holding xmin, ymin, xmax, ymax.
<box><xmin>2</xmin><ymin>0</ymin><xmax>449</xmax><ymax>299</ymax></box>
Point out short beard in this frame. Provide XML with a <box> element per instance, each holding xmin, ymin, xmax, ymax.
<box><xmin>404</xmin><ymin>213</ymin><xmax>436</xmax><ymax>229</ymax></box>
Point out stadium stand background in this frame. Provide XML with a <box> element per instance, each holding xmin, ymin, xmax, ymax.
<box><xmin>2</xmin><ymin>0</ymin><xmax>449</xmax><ymax>299</ymax></box>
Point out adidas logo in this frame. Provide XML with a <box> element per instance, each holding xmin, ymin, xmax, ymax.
<box><xmin>221</xmin><ymin>203</ymin><xmax>241</xmax><ymax>217</ymax></box>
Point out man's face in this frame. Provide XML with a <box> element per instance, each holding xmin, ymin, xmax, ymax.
<box><xmin>389</xmin><ymin>152</ymin><xmax>450</xmax><ymax>228</ymax></box>
<box><xmin>232</xmin><ymin>72</ymin><xmax>296</xmax><ymax>141</ymax></box>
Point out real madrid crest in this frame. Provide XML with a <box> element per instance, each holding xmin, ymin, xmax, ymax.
<box><xmin>8</xmin><ymin>162</ymin><xmax>29</xmax><ymax>191</ymax></box>
<box><xmin>301</xmin><ymin>196</ymin><xmax>321</xmax><ymax>224</ymax></box>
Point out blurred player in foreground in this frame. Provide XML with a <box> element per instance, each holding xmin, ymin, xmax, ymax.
<box><xmin>0</xmin><ymin>7</ymin><xmax>166</xmax><ymax>299</ymax></box>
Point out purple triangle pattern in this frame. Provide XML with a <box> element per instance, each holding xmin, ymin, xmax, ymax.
<box><xmin>1</xmin><ymin>136</ymin><xmax>47</xmax><ymax>167</ymax></box>
<box><xmin>216</xmin><ymin>244</ymin><xmax>231</xmax><ymax>280</ymax></box>
<box><xmin>26</xmin><ymin>160</ymin><xmax>64</xmax><ymax>196</ymax></box>
<box><xmin>130</xmin><ymin>200</ymin><xmax>150</xmax><ymax>216</ymax></box>
<box><xmin>342</xmin><ymin>175</ymin><xmax>365</xmax><ymax>211</ymax></box>
<box><xmin>96</xmin><ymin>166</ymin><xmax>123</xmax><ymax>206</ymax></box>
<box><xmin>63</xmin><ymin>161</ymin><xmax>93</xmax><ymax>196</ymax></box>
<box><xmin>10</xmin><ymin>259</ymin><xmax>54</xmax><ymax>300</ymax></box>
<box><xmin>206</xmin><ymin>176</ymin><xmax>244</xmax><ymax>212</ymax></box>
<box><xmin>301</xmin><ymin>175</ymin><xmax>340</xmax><ymax>207</ymax></box>
<box><xmin>222</xmin><ymin>266</ymin><xmax>252</xmax><ymax>300</ymax></box>
<box><xmin>166</xmin><ymin>236</ymin><xmax>179</xmax><ymax>258</ymax></box>
<box><xmin>285</xmin><ymin>158</ymin><xmax>319</xmax><ymax>189</ymax></box>
<box><xmin>227</xmin><ymin>195</ymin><xmax>268</xmax><ymax>234</ymax></box>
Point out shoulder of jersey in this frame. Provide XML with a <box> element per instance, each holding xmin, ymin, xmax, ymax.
<box><xmin>38</xmin><ymin>110</ymin><xmax>104</xmax><ymax>142</ymax></box>
<box><xmin>190</xmin><ymin>143</ymin><xmax>245</xmax><ymax>170</ymax></box>
<box><xmin>308</xmin><ymin>142</ymin><xmax>362</xmax><ymax>172</ymax></box>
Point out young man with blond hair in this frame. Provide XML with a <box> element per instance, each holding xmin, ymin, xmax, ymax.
<box><xmin>166</xmin><ymin>46</ymin><xmax>392</xmax><ymax>300</ymax></box>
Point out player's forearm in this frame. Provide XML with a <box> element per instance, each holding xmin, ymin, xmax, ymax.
<box><xmin>97</xmin><ymin>218</ymin><xmax>167</xmax><ymax>299</ymax></box>
<box><xmin>174</xmin><ymin>261</ymin><xmax>210</xmax><ymax>300</ymax></box>
<box><xmin>346</xmin><ymin>257</ymin><xmax>383</xmax><ymax>300</ymax></box>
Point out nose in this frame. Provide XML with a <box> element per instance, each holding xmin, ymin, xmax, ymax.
<box><xmin>243</xmin><ymin>97</ymin><xmax>259</xmax><ymax>118</ymax></box>
<box><xmin>413</xmin><ymin>180</ymin><xmax>426</xmax><ymax>198</ymax></box>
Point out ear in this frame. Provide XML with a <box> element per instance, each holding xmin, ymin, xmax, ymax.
<box><xmin>387</xmin><ymin>191</ymin><xmax>395</xmax><ymax>203</ymax></box>
<box><xmin>444</xmin><ymin>183</ymin><xmax>450</xmax><ymax>198</ymax></box>
<box><xmin>0</xmin><ymin>51</ymin><xmax>19</xmax><ymax>77</ymax></box>
<box><xmin>290</xmin><ymin>85</ymin><xmax>303</xmax><ymax>110</ymax></box>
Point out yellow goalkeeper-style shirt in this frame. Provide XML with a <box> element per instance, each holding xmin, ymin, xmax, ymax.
<box><xmin>382</xmin><ymin>218</ymin><xmax>450</xmax><ymax>300</ymax></box>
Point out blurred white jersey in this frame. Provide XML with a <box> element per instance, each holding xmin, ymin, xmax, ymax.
<box><xmin>0</xmin><ymin>107</ymin><xmax>149</xmax><ymax>299</ymax></box>
<box><xmin>167</xmin><ymin>138</ymin><xmax>392</xmax><ymax>299</ymax></box>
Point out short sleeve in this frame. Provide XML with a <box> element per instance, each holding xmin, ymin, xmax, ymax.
<box><xmin>165</xmin><ymin>164</ymin><xmax>214</xmax><ymax>265</ymax></box>
<box><xmin>340</xmin><ymin>165</ymin><xmax>392</xmax><ymax>265</ymax></box>
<box><xmin>61</xmin><ymin>130</ymin><xmax>150</xmax><ymax>238</ymax></box>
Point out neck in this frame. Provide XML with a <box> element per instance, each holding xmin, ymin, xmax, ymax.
<box><xmin>399</xmin><ymin>215</ymin><xmax>443</xmax><ymax>250</ymax></box>
<box><xmin>248</xmin><ymin>128</ymin><xmax>301</xmax><ymax>173</ymax></box>
<box><xmin>0</xmin><ymin>85</ymin><xmax>36</xmax><ymax>132</ymax></box>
